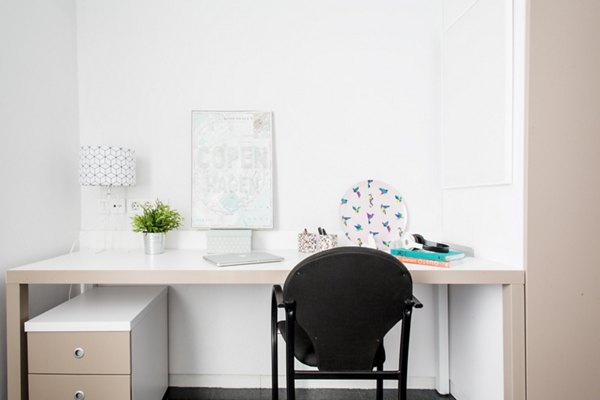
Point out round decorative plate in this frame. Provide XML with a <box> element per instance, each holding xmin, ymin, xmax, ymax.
<box><xmin>339</xmin><ymin>179</ymin><xmax>408</xmax><ymax>249</ymax></box>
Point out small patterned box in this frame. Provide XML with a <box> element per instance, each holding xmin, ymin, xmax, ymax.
<box><xmin>206</xmin><ymin>230</ymin><xmax>252</xmax><ymax>254</ymax></box>
<box><xmin>318</xmin><ymin>234</ymin><xmax>338</xmax><ymax>251</ymax></box>
<box><xmin>298</xmin><ymin>232</ymin><xmax>318</xmax><ymax>253</ymax></box>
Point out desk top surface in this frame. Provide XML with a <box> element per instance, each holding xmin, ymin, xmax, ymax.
<box><xmin>7</xmin><ymin>248</ymin><xmax>524</xmax><ymax>285</ymax></box>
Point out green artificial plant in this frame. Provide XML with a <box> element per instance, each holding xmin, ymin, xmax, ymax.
<box><xmin>131</xmin><ymin>199</ymin><xmax>183</xmax><ymax>233</ymax></box>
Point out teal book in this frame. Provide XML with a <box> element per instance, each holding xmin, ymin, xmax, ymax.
<box><xmin>390</xmin><ymin>248</ymin><xmax>465</xmax><ymax>262</ymax></box>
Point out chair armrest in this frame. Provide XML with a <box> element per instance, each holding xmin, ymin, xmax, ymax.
<box><xmin>409</xmin><ymin>295</ymin><xmax>423</xmax><ymax>309</ymax></box>
<box><xmin>272</xmin><ymin>285</ymin><xmax>285</xmax><ymax>308</ymax></box>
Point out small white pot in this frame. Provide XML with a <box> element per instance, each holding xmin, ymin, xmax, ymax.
<box><xmin>144</xmin><ymin>232</ymin><xmax>165</xmax><ymax>255</ymax></box>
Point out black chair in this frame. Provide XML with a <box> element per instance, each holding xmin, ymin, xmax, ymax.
<box><xmin>271</xmin><ymin>247</ymin><xmax>422</xmax><ymax>400</ymax></box>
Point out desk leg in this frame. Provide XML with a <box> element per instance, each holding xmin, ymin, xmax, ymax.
<box><xmin>503</xmin><ymin>284</ymin><xmax>525</xmax><ymax>400</ymax></box>
<box><xmin>434</xmin><ymin>284</ymin><xmax>450</xmax><ymax>395</ymax></box>
<box><xmin>6</xmin><ymin>283</ymin><xmax>29</xmax><ymax>400</ymax></box>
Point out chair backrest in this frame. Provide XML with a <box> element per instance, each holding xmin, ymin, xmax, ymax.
<box><xmin>283</xmin><ymin>247</ymin><xmax>413</xmax><ymax>371</ymax></box>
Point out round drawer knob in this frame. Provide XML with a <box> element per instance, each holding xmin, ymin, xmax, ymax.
<box><xmin>73</xmin><ymin>347</ymin><xmax>85</xmax><ymax>359</ymax></box>
<box><xmin>74</xmin><ymin>390</ymin><xmax>85</xmax><ymax>400</ymax></box>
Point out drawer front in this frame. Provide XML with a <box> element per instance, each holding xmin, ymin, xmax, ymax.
<box><xmin>29</xmin><ymin>374</ymin><xmax>130</xmax><ymax>400</ymax></box>
<box><xmin>28</xmin><ymin>331</ymin><xmax>130</xmax><ymax>374</ymax></box>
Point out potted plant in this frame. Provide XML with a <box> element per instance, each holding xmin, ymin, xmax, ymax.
<box><xmin>131</xmin><ymin>199</ymin><xmax>183</xmax><ymax>255</ymax></box>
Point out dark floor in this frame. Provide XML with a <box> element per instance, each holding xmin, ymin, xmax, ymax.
<box><xmin>164</xmin><ymin>388</ymin><xmax>455</xmax><ymax>400</ymax></box>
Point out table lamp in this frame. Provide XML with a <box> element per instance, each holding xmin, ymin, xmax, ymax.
<box><xmin>79</xmin><ymin>145</ymin><xmax>136</xmax><ymax>194</ymax></box>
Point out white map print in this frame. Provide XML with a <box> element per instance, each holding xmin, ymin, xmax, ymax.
<box><xmin>192</xmin><ymin>111</ymin><xmax>273</xmax><ymax>228</ymax></box>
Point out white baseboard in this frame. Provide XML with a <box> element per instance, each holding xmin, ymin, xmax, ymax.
<box><xmin>169</xmin><ymin>374</ymin><xmax>436</xmax><ymax>390</ymax></box>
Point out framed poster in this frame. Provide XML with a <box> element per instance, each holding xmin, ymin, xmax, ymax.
<box><xmin>191</xmin><ymin>111</ymin><xmax>273</xmax><ymax>228</ymax></box>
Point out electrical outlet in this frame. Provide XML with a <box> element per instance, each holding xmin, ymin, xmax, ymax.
<box><xmin>97</xmin><ymin>198</ymin><xmax>126</xmax><ymax>214</ymax></box>
<box><xmin>127</xmin><ymin>199</ymin><xmax>153</xmax><ymax>215</ymax></box>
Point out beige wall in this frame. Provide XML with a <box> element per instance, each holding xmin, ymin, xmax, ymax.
<box><xmin>526</xmin><ymin>1</ymin><xmax>600</xmax><ymax>398</ymax></box>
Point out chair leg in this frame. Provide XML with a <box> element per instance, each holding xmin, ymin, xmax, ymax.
<box><xmin>286</xmin><ymin>372</ymin><xmax>295</xmax><ymax>400</ymax></box>
<box><xmin>376</xmin><ymin>364</ymin><xmax>383</xmax><ymax>400</ymax></box>
<box><xmin>398</xmin><ymin>378</ymin><xmax>407</xmax><ymax>400</ymax></box>
<box><xmin>271</xmin><ymin>293</ymin><xmax>279</xmax><ymax>400</ymax></box>
<box><xmin>398</xmin><ymin>310</ymin><xmax>413</xmax><ymax>400</ymax></box>
<box><xmin>271</xmin><ymin>328</ymin><xmax>278</xmax><ymax>400</ymax></box>
<box><xmin>285</xmin><ymin>309</ymin><xmax>296</xmax><ymax>400</ymax></box>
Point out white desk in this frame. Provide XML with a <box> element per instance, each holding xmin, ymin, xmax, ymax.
<box><xmin>6</xmin><ymin>249</ymin><xmax>525</xmax><ymax>400</ymax></box>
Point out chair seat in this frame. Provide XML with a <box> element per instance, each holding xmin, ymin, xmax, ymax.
<box><xmin>277</xmin><ymin>321</ymin><xmax>386</xmax><ymax>368</ymax></box>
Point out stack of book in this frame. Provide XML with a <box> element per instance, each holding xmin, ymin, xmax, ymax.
<box><xmin>390</xmin><ymin>248</ymin><xmax>465</xmax><ymax>268</ymax></box>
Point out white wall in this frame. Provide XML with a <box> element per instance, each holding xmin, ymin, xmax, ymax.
<box><xmin>0</xmin><ymin>0</ymin><xmax>80</xmax><ymax>399</ymax></box>
<box><xmin>441</xmin><ymin>1</ymin><xmax>525</xmax><ymax>399</ymax></box>
<box><xmin>77</xmin><ymin>0</ymin><xmax>443</xmax><ymax>238</ymax></box>
<box><xmin>76</xmin><ymin>0</ymin><xmax>443</xmax><ymax>388</ymax></box>
<box><xmin>448</xmin><ymin>284</ymin><xmax>504</xmax><ymax>400</ymax></box>
<box><xmin>442</xmin><ymin>0</ymin><xmax>523</xmax><ymax>265</ymax></box>
<box><xmin>168</xmin><ymin>283</ymin><xmax>436</xmax><ymax>389</ymax></box>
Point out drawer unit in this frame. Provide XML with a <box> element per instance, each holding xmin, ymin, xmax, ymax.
<box><xmin>28</xmin><ymin>331</ymin><xmax>130</xmax><ymax>374</ymax></box>
<box><xmin>29</xmin><ymin>374</ymin><xmax>130</xmax><ymax>399</ymax></box>
<box><xmin>25</xmin><ymin>286</ymin><xmax>168</xmax><ymax>400</ymax></box>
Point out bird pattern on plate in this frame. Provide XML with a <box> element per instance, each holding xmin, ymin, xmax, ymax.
<box><xmin>339</xmin><ymin>179</ymin><xmax>407</xmax><ymax>249</ymax></box>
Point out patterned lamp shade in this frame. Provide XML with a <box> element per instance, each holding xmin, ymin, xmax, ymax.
<box><xmin>80</xmin><ymin>146</ymin><xmax>136</xmax><ymax>186</ymax></box>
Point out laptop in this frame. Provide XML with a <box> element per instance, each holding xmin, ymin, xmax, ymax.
<box><xmin>203</xmin><ymin>252</ymin><xmax>284</xmax><ymax>267</ymax></box>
